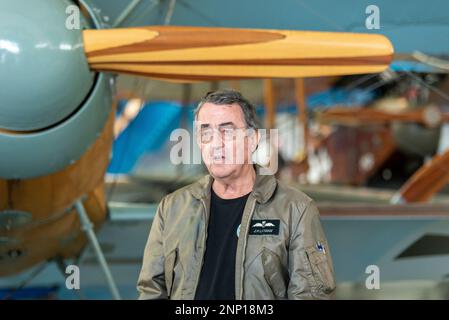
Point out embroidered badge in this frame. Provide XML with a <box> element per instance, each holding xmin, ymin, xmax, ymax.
<box><xmin>249</xmin><ymin>219</ymin><xmax>280</xmax><ymax>235</ymax></box>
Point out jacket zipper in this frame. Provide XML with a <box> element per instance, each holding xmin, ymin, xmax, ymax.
<box><xmin>238</xmin><ymin>198</ymin><xmax>257</xmax><ymax>300</ymax></box>
<box><xmin>192</xmin><ymin>198</ymin><xmax>209</xmax><ymax>297</ymax></box>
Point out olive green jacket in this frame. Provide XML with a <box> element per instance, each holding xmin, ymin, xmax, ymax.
<box><xmin>137</xmin><ymin>171</ymin><xmax>336</xmax><ymax>300</ymax></box>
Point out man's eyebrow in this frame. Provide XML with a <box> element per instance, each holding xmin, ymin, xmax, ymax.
<box><xmin>218</xmin><ymin>122</ymin><xmax>235</xmax><ymax>127</ymax></box>
<box><xmin>200</xmin><ymin>123</ymin><xmax>210</xmax><ymax>129</ymax></box>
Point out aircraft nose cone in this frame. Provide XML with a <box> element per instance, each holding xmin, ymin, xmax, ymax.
<box><xmin>0</xmin><ymin>0</ymin><xmax>93</xmax><ymax>131</ymax></box>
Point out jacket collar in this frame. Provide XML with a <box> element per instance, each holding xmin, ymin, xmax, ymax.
<box><xmin>190</xmin><ymin>165</ymin><xmax>277</xmax><ymax>204</ymax></box>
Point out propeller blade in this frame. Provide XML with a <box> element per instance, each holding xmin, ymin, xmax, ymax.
<box><xmin>83</xmin><ymin>26</ymin><xmax>393</xmax><ymax>81</ymax></box>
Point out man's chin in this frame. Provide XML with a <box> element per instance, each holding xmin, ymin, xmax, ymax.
<box><xmin>208</xmin><ymin>163</ymin><xmax>236</xmax><ymax>179</ymax></box>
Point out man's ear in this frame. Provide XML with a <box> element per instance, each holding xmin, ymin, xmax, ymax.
<box><xmin>194</xmin><ymin>120</ymin><xmax>202</xmax><ymax>149</ymax></box>
<box><xmin>195</xmin><ymin>131</ymin><xmax>202</xmax><ymax>150</ymax></box>
<box><xmin>250</xmin><ymin>129</ymin><xmax>261</xmax><ymax>153</ymax></box>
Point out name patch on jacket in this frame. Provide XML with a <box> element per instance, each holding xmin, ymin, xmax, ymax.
<box><xmin>249</xmin><ymin>219</ymin><xmax>280</xmax><ymax>235</ymax></box>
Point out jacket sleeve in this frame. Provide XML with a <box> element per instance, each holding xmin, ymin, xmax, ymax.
<box><xmin>137</xmin><ymin>197</ymin><xmax>168</xmax><ymax>300</ymax></box>
<box><xmin>287</xmin><ymin>199</ymin><xmax>336</xmax><ymax>300</ymax></box>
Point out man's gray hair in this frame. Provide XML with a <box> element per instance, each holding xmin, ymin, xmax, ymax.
<box><xmin>194</xmin><ymin>89</ymin><xmax>262</xmax><ymax>129</ymax></box>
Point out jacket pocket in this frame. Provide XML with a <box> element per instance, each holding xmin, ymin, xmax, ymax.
<box><xmin>261</xmin><ymin>247</ymin><xmax>288</xmax><ymax>298</ymax></box>
<box><xmin>164</xmin><ymin>248</ymin><xmax>178</xmax><ymax>298</ymax></box>
<box><xmin>304</xmin><ymin>246</ymin><xmax>336</xmax><ymax>294</ymax></box>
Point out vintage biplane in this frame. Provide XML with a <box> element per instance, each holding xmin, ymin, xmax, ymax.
<box><xmin>1</xmin><ymin>0</ymin><xmax>449</xmax><ymax>300</ymax></box>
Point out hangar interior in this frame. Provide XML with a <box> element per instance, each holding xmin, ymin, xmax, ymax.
<box><xmin>1</xmin><ymin>0</ymin><xmax>449</xmax><ymax>300</ymax></box>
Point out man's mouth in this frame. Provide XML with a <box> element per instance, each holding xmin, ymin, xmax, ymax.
<box><xmin>213</xmin><ymin>155</ymin><xmax>225</xmax><ymax>161</ymax></box>
<box><xmin>212</xmin><ymin>151</ymin><xmax>226</xmax><ymax>162</ymax></box>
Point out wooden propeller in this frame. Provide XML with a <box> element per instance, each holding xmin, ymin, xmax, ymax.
<box><xmin>83</xmin><ymin>26</ymin><xmax>393</xmax><ymax>81</ymax></box>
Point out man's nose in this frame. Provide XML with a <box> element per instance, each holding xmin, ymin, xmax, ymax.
<box><xmin>210</xmin><ymin>129</ymin><xmax>224</xmax><ymax>148</ymax></box>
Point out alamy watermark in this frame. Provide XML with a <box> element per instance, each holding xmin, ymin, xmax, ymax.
<box><xmin>65</xmin><ymin>264</ymin><xmax>80</xmax><ymax>290</ymax></box>
<box><xmin>365</xmin><ymin>264</ymin><xmax>380</xmax><ymax>290</ymax></box>
<box><xmin>365</xmin><ymin>5</ymin><xmax>380</xmax><ymax>30</ymax></box>
<box><xmin>169</xmin><ymin>121</ymin><xmax>279</xmax><ymax>175</ymax></box>
<box><xmin>65</xmin><ymin>5</ymin><xmax>80</xmax><ymax>30</ymax></box>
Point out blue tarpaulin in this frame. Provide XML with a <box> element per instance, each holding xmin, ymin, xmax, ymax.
<box><xmin>108</xmin><ymin>101</ymin><xmax>188</xmax><ymax>173</ymax></box>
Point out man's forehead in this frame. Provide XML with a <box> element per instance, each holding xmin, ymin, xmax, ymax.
<box><xmin>197</xmin><ymin>102</ymin><xmax>245</xmax><ymax>124</ymax></box>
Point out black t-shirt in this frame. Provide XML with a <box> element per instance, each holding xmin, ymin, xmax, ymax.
<box><xmin>194</xmin><ymin>188</ymin><xmax>250</xmax><ymax>300</ymax></box>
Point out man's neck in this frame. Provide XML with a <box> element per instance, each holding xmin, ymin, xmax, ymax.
<box><xmin>212</xmin><ymin>166</ymin><xmax>256</xmax><ymax>199</ymax></box>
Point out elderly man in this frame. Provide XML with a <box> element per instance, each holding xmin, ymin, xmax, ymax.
<box><xmin>137</xmin><ymin>89</ymin><xmax>336</xmax><ymax>300</ymax></box>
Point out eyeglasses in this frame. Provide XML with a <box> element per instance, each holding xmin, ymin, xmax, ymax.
<box><xmin>199</xmin><ymin>125</ymin><xmax>248</xmax><ymax>144</ymax></box>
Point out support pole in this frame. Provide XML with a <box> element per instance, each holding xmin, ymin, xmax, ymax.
<box><xmin>75</xmin><ymin>200</ymin><xmax>121</xmax><ymax>300</ymax></box>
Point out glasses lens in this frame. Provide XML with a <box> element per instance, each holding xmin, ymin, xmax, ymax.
<box><xmin>200</xmin><ymin>126</ymin><xmax>245</xmax><ymax>143</ymax></box>
<box><xmin>221</xmin><ymin>127</ymin><xmax>235</xmax><ymax>140</ymax></box>
<box><xmin>201</xmin><ymin>129</ymin><xmax>213</xmax><ymax>143</ymax></box>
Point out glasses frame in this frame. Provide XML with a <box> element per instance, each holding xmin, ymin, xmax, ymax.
<box><xmin>198</xmin><ymin>125</ymin><xmax>250</xmax><ymax>144</ymax></box>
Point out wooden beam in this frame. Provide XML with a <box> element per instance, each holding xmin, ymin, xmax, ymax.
<box><xmin>264</xmin><ymin>79</ymin><xmax>276</xmax><ymax>129</ymax></box>
<box><xmin>229</xmin><ymin>80</ymin><xmax>241</xmax><ymax>91</ymax></box>
<box><xmin>394</xmin><ymin>149</ymin><xmax>449</xmax><ymax>203</ymax></box>
<box><xmin>295</xmin><ymin>78</ymin><xmax>308</xmax><ymax>162</ymax></box>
